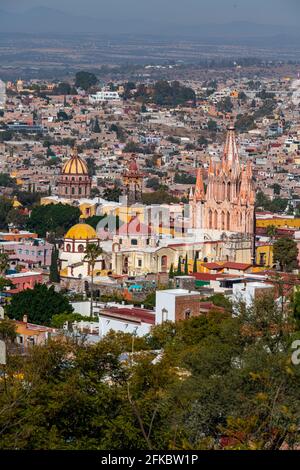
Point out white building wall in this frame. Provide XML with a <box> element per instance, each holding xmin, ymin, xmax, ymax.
<box><xmin>71</xmin><ymin>301</ymin><xmax>152</xmax><ymax>338</ymax></box>
<box><xmin>233</xmin><ymin>282</ymin><xmax>274</xmax><ymax>309</ymax></box>
<box><xmin>155</xmin><ymin>291</ymin><xmax>178</xmax><ymax>324</ymax></box>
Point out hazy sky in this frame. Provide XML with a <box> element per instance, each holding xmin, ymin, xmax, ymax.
<box><xmin>1</xmin><ymin>0</ymin><xmax>300</xmax><ymax>26</ymax></box>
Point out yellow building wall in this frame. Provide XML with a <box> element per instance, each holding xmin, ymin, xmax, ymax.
<box><xmin>256</xmin><ymin>244</ymin><xmax>273</xmax><ymax>267</ymax></box>
<box><xmin>256</xmin><ymin>218</ymin><xmax>300</xmax><ymax>229</ymax></box>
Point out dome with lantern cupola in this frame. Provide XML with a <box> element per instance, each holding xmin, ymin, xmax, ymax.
<box><xmin>58</xmin><ymin>147</ymin><xmax>92</xmax><ymax>199</ymax></box>
<box><xmin>62</xmin><ymin>148</ymin><xmax>89</xmax><ymax>176</ymax></box>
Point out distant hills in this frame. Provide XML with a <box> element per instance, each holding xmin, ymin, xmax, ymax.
<box><xmin>0</xmin><ymin>7</ymin><xmax>299</xmax><ymax>46</ymax></box>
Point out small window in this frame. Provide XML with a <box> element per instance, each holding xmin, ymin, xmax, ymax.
<box><xmin>138</xmin><ymin>260</ymin><xmax>142</xmax><ymax>267</ymax></box>
<box><xmin>131</xmin><ymin>239</ymin><xmax>138</xmax><ymax>246</ymax></box>
<box><xmin>185</xmin><ymin>309</ymin><xmax>191</xmax><ymax>320</ymax></box>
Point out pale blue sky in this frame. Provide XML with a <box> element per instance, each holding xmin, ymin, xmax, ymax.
<box><xmin>1</xmin><ymin>0</ymin><xmax>299</xmax><ymax>26</ymax></box>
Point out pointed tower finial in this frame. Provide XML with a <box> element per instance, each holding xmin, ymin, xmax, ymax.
<box><xmin>194</xmin><ymin>168</ymin><xmax>205</xmax><ymax>201</ymax></box>
<box><xmin>222</xmin><ymin>125</ymin><xmax>240</xmax><ymax>173</ymax></box>
<box><xmin>189</xmin><ymin>187</ymin><xmax>194</xmax><ymax>201</ymax></box>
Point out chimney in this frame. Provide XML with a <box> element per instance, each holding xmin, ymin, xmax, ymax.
<box><xmin>23</xmin><ymin>315</ymin><xmax>28</xmax><ymax>325</ymax></box>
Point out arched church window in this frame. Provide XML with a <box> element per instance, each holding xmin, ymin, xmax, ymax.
<box><xmin>209</xmin><ymin>210</ymin><xmax>213</xmax><ymax>229</ymax></box>
<box><xmin>222</xmin><ymin>181</ymin><xmax>226</xmax><ymax>200</ymax></box>
<box><xmin>161</xmin><ymin>255</ymin><xmax>168</xmax><ymax>270</ymax></box>
<box><xmin>221</xmin><ymin>212</ymin><xmax>225</xmax><ymax>230</ymax></box>
<box><xmin>65</xmin><ymin>187</ymin><xmax>68</xmax><ymax>194</ymax></box>
<box><xmin>227</xmin><ymin>182</ymin><xmax>231</xmax><ymax>201</ymax></box>
<box><xmin>71</xmin><ymin>187</ymin><xmax>75</xmax><ymax>195</ymax></box>
<box><xmin>214</xmin><ymin>211</ymin><xmax>218</xmax><ymax>230</ymax></box>
<box><xmin>66</xmin><ymin>244</ymin><xmax>71</xmax><ymax>252</ymax></box>
<box><xmin>78</xmin><ymin>244</ymin><xmax>84</xmax><ymax>253</ymax></box>
<box><xmin>78</xmin><ymin>188</ymin><xmax>82</xmax><ymax>195</ymax></box>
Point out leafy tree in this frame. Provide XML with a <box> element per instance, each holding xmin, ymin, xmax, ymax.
<box><xmin>255</xmin><ymin>191</ymin><xmax>288</xmax><ymax>213</ymax></box>
<box><xmin>198</xmin><ymin>136</ymin><xmax>208</xmax><ymax>146</ymax></box>
<box><xmin>272</xmin><ymin>183</ymin><xmax>281</xmax><ymax>196</ymax></box>
<box><xmin>0</xmin><ymin>253</ymin><xmax>9</xmax><ymax>275</ymax></box>
<box><xmin>103</xmin><ymin>186</ymin><xmax>123</xmax><ymax>203</ymax></box>
<box><xmin>123</xmin><ymin>141</ymin><xmax>142</xmax><ymax>153</ymax></box>
<box><xmin>235</xmin><ymin>114</ymin><xmax>256</xmax><ymax>132</ymax></box>
<box><xmin>75</xmin><ymin>71</ymin><xmax>98</xmax><ymax>91</ymax></box>
<box><xmin>49</xmin><ymin>246</ymin><xmax>60</xmax><ymax>283</ymax></box>
<box><xmin>0</xmin><ymin>318</ymin><xmax>16</xmax><ymax>343</ymax></box>
<box><xmin>53</xmin><ymin>82</ymin><xmax>75</xmax><ymax>95</ymax></box>
<box><xmin>273</xmin><ymin>237</ymin><xmax>299</xmax><ymax>272</ymax></box>
<box><xmin>27</xmin><ymin>204</ymin><xmax>80</xmax><ymax>238</ymax></box>
<box><xmin>57</xmin><ymin>110</ymin><xmax>70</xmax><ymax>122</ymax></box>
<box><xmin>169</xmin><ymin>263</ymin><xmax>174</xmax><ymax>279</ymax></box>
<box><xmin>0</xmin><ymin>173</ymin><xmax>16</xmax><ymax>188</ymax></box>
<box><xmin>206</xmin><ymin>293</ymin><xmax>232</xmax><ymax>311</ymax></box>
<box><xmin>266</xmin><ymin>225</ymin><xmax>277</xmax><ymax>239</ymax></box>
<box><xmin>174</xmin><ymin>173</ymin><xmax>196</xmax><ymax>185</ymax></box>
<box><xmin>146</xmin><ymin>177</ymin><xmax>161</xmax><ymax>191</ymax></box>
<box><xmin>0</xmin><ymin>197</ymin><xmax>13</xmax><ymax>230</ymax></box>
<box><xmin>86</xmin><ymin>157</ymin><xmax>97</xmax><ymax>177</ymax></box>
<box><xmin>15</xmin><ymin>191</ymin><xmax>43</xmax><ymax>208</ymax></box>
<box><xmin>6</xmin><ymin>284</ymin><xmax>73</xmax><ymax>325</ymax></box>
<box><xmin>137</xmin><ymin>80</ymin><xmax>195</xmax><ymax>106</ymax></box>
<box><xmin>93</xmin><ymin>117</ymin><xmax>101</xmax><ymax>133</ymax></box>
<box><xmin>207</xmin><ymin>119</ymin><xmax>218</xmax><ymax>133</ymax></box>
<box><xmin>6</xmin><ymin>209</ymin><xmax>28</xmax><ymax>229</ymax></box>
<box><xmin>0</xmin><ymin>277</ymin><xmax>13</xmax><ymax>301</ymax></box>
<box><xmin>238</xmin><ymin>91</ymin><xmax>247</xmax><ymax>102</ymax></box>
<box><xmin>176</xmin><ymin>256</ymin><xmax>182</xmax><ymax>276</ymax></box>
<box><xmin>0</xmin><ymin>293</ymin><xmax>300</xmax><ymax>450</ymax></box>
<box><xmin>142</xmin><ymin>191</ymin><xmax>179</xmax><ymax>205</ymax></box>
<box><xmin>217</xmin><ymin>96</ymin><xmax>233</xmax><ymax>114</ymax></box>
<box><xmin>51</xmin><ymin>312</ymin><xmax>93</xmax><ymax>329</ymax></box>
<box><xmin>193</xmin><ymin>255</ymin><xmax>198</xmax><ymax>273</ymax></box>
<box><xmin>184</xmin><ymin>254</ymin><xmax>189</xmax><ymax>275</ymax></box>
<box><xmin>84</xmin><ymin>244</ymin><xmax>103</xmax><ymax>317</ymax></box>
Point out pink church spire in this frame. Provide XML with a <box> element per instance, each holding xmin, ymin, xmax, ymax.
<box><xmin>222</xmin><ymin>126</ymin><xmax>240</xmax><ymax>173</ymax></box>
<box><xmin>194</xmin><ymin>168</ymin><xmax>205</xmax><ymax>201</ymax></box>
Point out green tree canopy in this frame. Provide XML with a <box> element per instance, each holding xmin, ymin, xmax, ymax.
<box><xmin>27</xmin><ymin>203</ymin><xmax>80</xmax><ymax>238</ymax></box>
<box><xmin>75</xmin><ymin>71</ymin><xmax>98</xmax><ymax>91</ymax></box>
<box><xmin>6</xmin><ymin>284</ymin><xmax>73</xmax><ymax>326</ymax></box>
<box><xmin>273</xmin><ymin>237</ymin><xmax>299</xmax><ymax>272</ymax></box>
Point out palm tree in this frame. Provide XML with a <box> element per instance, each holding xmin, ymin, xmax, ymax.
<box><xmin>84</xmin><ymin>243</ymin><xmax>103</xmax><ymax>317</ymax></box>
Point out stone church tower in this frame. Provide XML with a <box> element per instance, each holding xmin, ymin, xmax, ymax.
<box><xmin>190</xmin><ymin>126</ymin><xmax>255</xmax><ymax>235</ymax></box>
<box><xmin>122</xmin><ymin>155</ymin><xmax>143</xmax><ymax>205</ymax></box>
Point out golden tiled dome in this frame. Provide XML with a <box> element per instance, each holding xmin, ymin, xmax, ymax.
<box><xmin>65</xmin><ymin>223</ymin><xmax>97</xmax><ymax>240</ymax></box>
<box><xmin>62</xmin><ymin>148</ymin><xmax>88</xmax><ymax>176</ymax></box>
